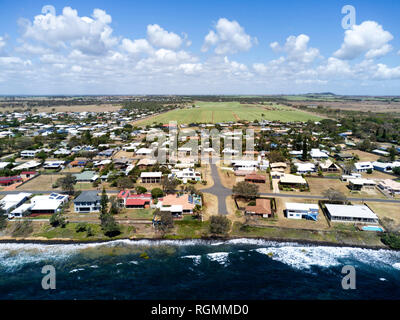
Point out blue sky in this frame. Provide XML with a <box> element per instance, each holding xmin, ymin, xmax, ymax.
<box><xmin>0</xmin><ymin>0</ymin><xmax>399</xmax><ymax>95</ymax></box>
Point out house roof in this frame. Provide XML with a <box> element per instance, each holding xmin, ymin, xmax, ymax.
<box><xmin>245</xmin><ymin>174</ymin><xmax>266</xmax><ymax>181</ymax></box>
<box><xmin>245</xmin><ymin>199</ymin><xmax>272</xmax><ymax>215</ymax></box>
<box><xmin>160</xmin><ymin>194</ymin><xmax>195</xmax><ymax>210</ymax></box>
<box><xmin>74</xmin><ymin>191</ymin><xmax>100</xmax><ymax>203</ymax></box>
<box><xmin>325</xmin><ymin>204</ymin><xmax>378</xmax><ymax>220</ymax></box>
<box><xmin>280</xmin><ymin>174</ymin><xmax>307</xmax><ymax>184</ymax></box>
<box><xmin>126</xmin><ymin>198</ymin><xmax>147</xmax><ymax>206</ymax></box>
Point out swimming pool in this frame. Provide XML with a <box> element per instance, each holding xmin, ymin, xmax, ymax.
<box><xmin>362</xmin><ymin>226</ymin><xmax>384</xmax><ymax>232</ymax></box>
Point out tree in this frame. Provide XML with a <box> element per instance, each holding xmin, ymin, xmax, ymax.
<box><xmin>389</xmin><ymin>146</ymin><xmax>397</xmax><ymax>162</ymax></box>
<box><xmin>156</xmin><ymin>209</ymin><xmax>174</xmax><ymax>235</ymax></box>
<box><xmin>135</xmin><ymin>186</ymin><xmax>147</xmax><ymax>194</ymax></box>
<box><xmin>301</xmin><ymin>136</ymin><xmax>308</xmax><ymax>161</ymax></box>
<box><xmin>100</xmin><ymin>187</ymin><xmax>109</xmax><ymax>216</ymax></box>
<box><xmin>57</xmin><ymin>174</ymin><xmax>76</xmax><ymax>195</ymax></box>
<box><xmin>100</xmin><ymin>213</ymin><xmax>121</xmax><ymax>237</ymax></box>
<box><xmin>162</xmin><ymin>177</ymin><xmax>180</xmax><ymax>194</ymax></box>
<box><xmin>268</xmin><ymin>150</ymin><xmax>286</xmax><ymax>163</ymax></box>
<box><xmin>322</xmin><ymin>188</ymin><xmax>348</xmax><ymax>204</ymax></box>
<box><xmin>50</xmin><ymin>212</ymin><xmax>67</xmax><ymax>228</ymax></box>
<box><xmin>232</xmin><ymin>181</ymin><xmax>259</xmax><ymax>199</ymax></box>
<box><xmin>393</xmin><ymin>167</ymin><xmax>400</xmax><ymax>175</ymax></box>
<box><xmin>209</xmin><ymin>215</ymin><xmax>231</xmax><ymax>235</ymax></box>
<box><xmin>116</xmin><ymin>176</ymin><xmax>134</xmax><ymax>189</ymax></box>
<box><xmin>109</xmin><ymin>196</ymin><xmax>120</xmax><ymax>215</ymax></box>
<box><xmin>0</xmin><ymin>204</ymin><xmax>7</xmax><ymax>230</ymax></box>
<box><xmin>151</xmin><ymin>187</ymin><xmax>164</xmax><ymax>198</ymax></box>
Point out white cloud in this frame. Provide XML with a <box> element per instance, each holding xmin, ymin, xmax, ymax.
<box><xmin>373</xmin><ymin>63</ymin><xmax>400</xmax><ymax>80</ymax></box>
<box><xmin>147</xmin><ymin>24</ymin><xmax>183</xmax><ymax>50</ymax></box>
<box><xmin>19</xmin><ymin>6</ymin><xmax>118</xmax><ymax>55</ymax></box>
<box><xmin>178</xmin><ymin>63</ymin><xmax>203</xmax><ymax>75</ymax></box>
<box><xmin>334</xmin><ymin>21</ymin><xmax>393</xmax><ymax>60</ymax></box>
<box><xmin>202</xmin><ymin>18</ymin><xmax>255</xmax><ymax>54</ymax></box>
<box><xmin>0</xmin><ymin>36</ymin><xmax>6</xmax><ymax>50</ymax></box>
<box><xmin>271</xmin><ymin>34</ymin><xmax>320</xmax><ymax>64</ymax></box>
<box><xmin>121</xmin><ymin>38</ymin><xmax>154</xmax><ymax>55</ymax></box>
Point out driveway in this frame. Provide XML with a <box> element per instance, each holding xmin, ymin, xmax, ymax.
<box><xmin>202</xmin><ymin>163</ymin><xmax>232</xmax><ymax>215</ymax></box>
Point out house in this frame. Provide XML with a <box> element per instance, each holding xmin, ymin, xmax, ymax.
<box><xmin>20</xmin><ymin>150</ymin><xmax>40</xmax><ymax>158</ymax></box>
<box><xmin>341</xmin><ymin>173</ymin><xmax>361</xmax><ymax>181</ymax></box>
<box><xmin>73</xmin><ymin>171</ymin><xmax>99</xmax><ymax>183</ymax></box>
<box><xmin>348</xmin><ymin>178</ymin><xmax>376</xmax><ymax>191</ymax></box>
<box><xmin>354</xmin><ymin>162</ymin><xmax>374</xmax><ymax>173</ymax></box>
<box><xmin>140</xmin><ymin>172</ymin><xmax>162</xmax><ymax>184</ymax></box>
<box><xmin>270</xmin><ymin>171</ymin><xmax>285</xmax><ymax>179</ymax></box>
<box><xmin>69</xmin><ymin>160</ymin><xmax>87</xmax><ymax>167</ymax></box>
<box><xmin>135</xmin><ymin>148</ymin><xmax>153</xmax><ymax>156</ymax></box>
<box><xmin>157</xmin><ymin>193</ymin><xmax>201</xmax><ymax>217</ymax></box>
<box><xmin>335</xmin><ymin>152</ymin><xmax>354</xmax><ymax>161</ymax></box>
<box><xmin>310</xmin><ymin>148</ymin><xmax>328</xmax><ymax>160</ymax></box>
<box><xmin>244</xmin><ymin>174</ymin><xmax>266</xmax><ymax>183</ymax></box>
<box><xmin>43</xmin><ymin>160</ymin><xmax>65</xmax><ymax>170</ymax></box>
<box><xmin>285</xmin><ymin>203</ymin><xmax>319</xmax><ymax>221</ymax></box>
<box><xmin>137</xmin><ymin>158</ymin><xmax>157</xmax><ymax>169</ymax></box>
<box><xmin>222</xmin><ymin>148</ymin><xmax>239</xmax><ymax>156</ymax></box>
<box><xmin>169</xmin><ymin>168</ymin><xmax>201</xmax><ymax>182</ymax></box>
<box><xmin>20</xmin><ymin>171</ymin><xmax>38</xmax><ymax>179</ymax></box>
<box><xmin>372</xmin><ymin>161</ymin><xmax>393</xmax><ymax>173</ymax></box>
<box><xmin>30</xmin><ymin>193</ymin><xmax>69</xmax><ymax>215</ymax></box>
<box><xmin>325</xmin><ymin>204</ymin><xmax>379</xmax><ymax>224</ymax></box>
<box><xmin>0</xmin><ymin>176</ymin><xmax>22</xmax><ymax>186</ymax></box>
<box><xmin>289</xmin><ymin>150</ymin><xmax>302</xmax><ymax>158</ymax></box>
<box><xmin>279</xmin><ymin>174</ymin><xmax>307</xmax><ymax>187</ymax></box>
<box><xmin>377</xmin><ymin>179</ymin><xmax>400</xmax><ymax>195</ymax></box>
<box><xmin>372</xmin><ymin>149</ymin><xmax>390</xmax><ymax>157</ymax></box>
<box><xmin>319</xmin><ymin>160</ymin><xmax>340</xmax><ymax>173</ymax></box>
<box><xmin>117</xmin><ymin>190</ymin><xmax>152</xmax><ymax>208</ymax></box>
<box><xmin>231</xmin><ymin>160</ymin><xmax>259</xmax><ymax>171</ymax></box>
<box><xmin>0</xmin><ymin>192</ymin><xmax>31</xmax><ymax>215</ymax></box>
<box><xmin>294</xmin><ymin>162</ymin><xmax>316</xmax><ymax>174</ymax></box>
<box><xmin>12</xmin><ymin>160</ymin><xmax>41</xmax><ymax>171</ymax></box>
<box><xmin>73</xmin><ymin>191</ymin><xmax>101</xmax><ymax>213</ymax></box>
<box><xmin>245</xmin><ymin>198</ymin><xmax>272</xmax><ymax>218</ymax></box>
<box><xmin>270</xmin><ymin>162</ymin><xmax>287</xmax><ymax>172</ymax></box>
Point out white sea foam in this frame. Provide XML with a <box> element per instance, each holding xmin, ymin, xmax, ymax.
<box><xmin>379</xmin><ymin>278</ymin><xmax>387</xmax><ymax>281</ymax></box>
<box><xmin>181</xmin><ymin>255</ymin><xmax>202</xmax><ymax>265</ymax></box>
<box><xmin>128</xmin><ymin>261</ymin><xmax>138</xmax><ymax>265</ymax></box>
<box><xmin>254</xmin><ymin>246</ymin><xmax>400</xmax><ymax>271</ymax></box>
<box><xmin>392</xmin><ymin>263</ymin><xmax>400</xmax><ymax>270</ymax></box>
<box><xmin>90</xmin><ymin>265</ymin><xmax>99</xmax><ymax>269</ymax></box>
<box><xmin>69</xmin><ymin>268</ymin><xmax>84</xmax><ymax>273</ymax></box>
<box><xmin>207</xmin><ymin>252</ymin><xmax>229</xmax><ymax>265</ymax></box>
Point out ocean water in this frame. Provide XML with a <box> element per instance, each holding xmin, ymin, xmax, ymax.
<box><xmin>0</xmin><ymin>239</ymin><xmax>399</xmax><ymax>300</ymax></box>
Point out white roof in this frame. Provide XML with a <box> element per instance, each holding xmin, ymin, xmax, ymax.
<box><xmin>136</xmin><ymin>148</ymin><xmax>152</xmax><ymax>154</ymax></box>
<box><xmin>354</xmin><ymin>162</ymin><xmax>373</xmax><ymax>170</ymax></box>
<box><xmin>140</xmin><ymin>172</ymin><xmax>162</xmax><ymax>178</ymax></box>
<box><xmin>280</xmin><ymin>174</ymin><xmax>307</xmax><ymax>184</ymax></box>
<box><xmin>348</xmin><ymin>178</ymin><xmax>376</xmax><ymax>185</ymax></box>
<box><xmin>286</xmin><ymin>203</ymin><xmax>319</xmax><ymax>211</ymax></box>
<box><xmin>325</xmin><ymin>204</ymin><xmax>378</xmax><ymax>219</ymax></box>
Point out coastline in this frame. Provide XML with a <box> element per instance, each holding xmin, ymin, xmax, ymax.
<box><xmin>0</xmin><ymin>235</ymin><xmax>391</xmax><ymax>251</ymax></box>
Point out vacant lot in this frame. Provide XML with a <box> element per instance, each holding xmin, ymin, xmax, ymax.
<box><xmin>366</xmin><ymin>202</ymin><xmax>400</xmax><ymax>227</ymax></box>
<box><xmin>346</xmin><ymin>149</ymin><xmax>380</xmax><ymax>162</ymax></box>
<box><xmin>18</xmin><ymin>174</ymin><xmax>62</xmax><ymax>191</ymax></box>
<box><xmin>134</xmin><ymin>101</ymin><xmax>323</xmax><ymax>125</ymax></box>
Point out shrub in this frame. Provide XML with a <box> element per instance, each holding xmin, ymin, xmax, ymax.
<box><xmin>209</xmin><ymin>215</ymin><xmax>231</xmax><ymax>235</ymax></box>
<box><xmin>380</xmin><ymin>233</ymin><xmax>400</xmax><ymax>249</ymax></box>
<box><xmin>151</xmin><ymin>187</ymin><xmax>164</xmax><ymax>198</ymax></box>
<box><xmin>12</xmin><ymin>221</ymin><xmax>33</xmax><ymax>237</ymax></box>
<box><xmin>75</xmin><ymin>223</ymin><xmax>88</xmax><ymax>233</ymax></box>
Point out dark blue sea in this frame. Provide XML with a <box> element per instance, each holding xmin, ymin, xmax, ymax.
<box><xmin>0</xmin><ymin>239</ymin><xmax>399</xmax><ymax>300</ymax></box>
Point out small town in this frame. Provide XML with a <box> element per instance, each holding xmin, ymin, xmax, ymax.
<box><xmin>0</xmin><ymin>96</ymin><xmax>399</xmax><ymax>250</ymax></box>
<box><xmin>1</xmin><ymin>0</ymin><xmax>400</xmax><ymax>305</ymax></box>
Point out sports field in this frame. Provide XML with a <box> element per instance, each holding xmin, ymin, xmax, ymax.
<box><xmin>134</xmin><ymin>101</ymin><xmax>323</xmax><ymax>125</ymax></box>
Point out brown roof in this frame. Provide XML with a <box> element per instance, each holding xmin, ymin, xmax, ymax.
<box><xmin>245</xmin><ymin>199</ymin><xmax>272</xmax><ymax>215</ymax></box>
<box><xmin>245</xmin><ymin>174</ymin><xmax>266</xmax><ymax>181</ymax></box>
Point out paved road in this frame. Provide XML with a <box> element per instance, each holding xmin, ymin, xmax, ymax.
<box><xmin>202</xmin><ymin>163</ymin><xmax>232</xmax><ymax>214</ymax></box>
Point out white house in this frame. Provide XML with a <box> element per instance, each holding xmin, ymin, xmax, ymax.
<box><xmin>0</xmin><ymin>192</ymin><xmax>31</xmax><ymax>216</ymax></box>
<box><xmin>30</xmin><ymin>193</ymin><xmax>69</xmax><ymax>215</ymax></box>
<box><xmin>310</xmin><ymin>148</ymin><xmax>329</xmax><ymax>160</ymax></box>
<box><xmin>294</xmin><ymin>162</ymin><xmax>316</xmax><ymax>174</ymax></box>
<box><xmin>20</xmin><ymin>150</ymin><xmax>40</xmax><ymax>158</ymax></box>
<box><xmin>354</xmin><ymin>162</ymin><xmax>374</xmax><ymax>173</ymax></box>
<box><xmin>325</xmin><ymin>204</ymin><xmax>379</xmax><ymax>224</ymax></box>
<box><xmin>285</xmin><ymin>203</ymin><xmax>319</xmax><ymax>221</ymax></box>
<box><xmin>169</xmin><ymin>168</ymin><xmax>201</xmax><ymax>182</ymax></box>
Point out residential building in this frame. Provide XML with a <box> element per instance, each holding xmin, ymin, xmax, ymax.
<box><xmin>377</xmin><ymin>179</ymin><xmax>400</xmax><ymax>195</ymax></box>
<box><xmin>73</xmin><ymin>191</ymin><xmax>101</xmax><ymax>213</ymax></box>
<box><xmin>245</xmin><ymin>198</ymin><xmax>272</xmax><ymax>218</ymax></box>
<box><xmin>30</xmin><ymin>193</ymin><xmax>69</xmax><ymax>215</ymax></box>
<box><xmin>348</xmin><ymin>178</ymin><xmax>376</xmax><ymax>191</ymax></box>
<box><xmin>117</xmin><ymin>190</ymin><xmax>152</xmax><ymax>208</ymax></box>
<box><xmin>140</xmin><ymin>172</ymin><xmax>162</xmax><ymax>183</ymax></box>
<box><xmin>354</xmin><ymin>162</ymin><xmax>374</xmax><ymax>173</ymax></box>
<box><xmin>244</xmin><ymin>174</ymin><xmax>266</xmax><ymax>183</ymax></box>
<box><xmin>325</xmin><ymin>204</ymin><xmax>379</xmax><ymax>224</ymax></box>
<box><xmin>285</xmin><ymin>203</ymin><xmax>319</xmax><ymax>221</ymax></box>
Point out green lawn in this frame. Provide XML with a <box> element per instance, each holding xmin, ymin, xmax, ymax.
<box><xmin>135</xmin><ymin>101</ymin><xmax>323</xmax><ymax>125</ymax></box>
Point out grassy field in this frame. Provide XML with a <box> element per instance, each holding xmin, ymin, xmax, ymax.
<box><xmin>134</xmin><ymin>101</ymin><xmax>323</xmax><ymax>125</ymax></box>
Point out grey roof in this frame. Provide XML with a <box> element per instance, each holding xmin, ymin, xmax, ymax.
<box><xmin>74</xmin><ymin>191</ymin><xmax>100</xmax><ymax>203</ymax></box>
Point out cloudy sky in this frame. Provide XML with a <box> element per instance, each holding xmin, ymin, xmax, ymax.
<box><xmin>0</xmin><ymin>0</ymin><xmax>399</xmax><ymax>95</ymax></box>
